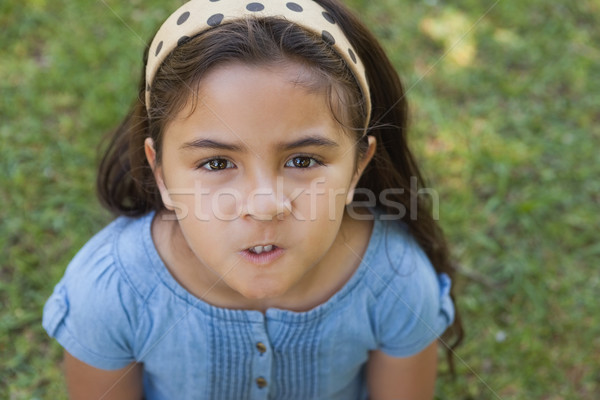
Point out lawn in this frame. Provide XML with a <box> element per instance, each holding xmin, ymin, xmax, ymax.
<box><xmin>1</xmin><ymin>0</ymin><xmax>598</xmax><ymax>398</ymax></box>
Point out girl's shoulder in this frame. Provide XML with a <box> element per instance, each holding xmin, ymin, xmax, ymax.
<box><xmin>361</xmin><ymin>211</ymin><xmax>429</xmax><ymax>295</ymax></box>
<box><xmin>59</xmin><ymin>212</ymin><xmax>159</xmax><ymax>300</ymax></box>
<box><xmin>42</xmin><ymin>212</ymin><xmax>159</xmax><ymax>369</ymax></box>
<box><xmin>362</xmin><ymin>212</ymin><xmax>455</xmax><ymax>357</ymax></box>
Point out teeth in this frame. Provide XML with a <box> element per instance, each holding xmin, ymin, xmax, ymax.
<box><xmin>249</xmin><ymin>245</ymin><xmax>274</xmax><ymax>254</ymax></box>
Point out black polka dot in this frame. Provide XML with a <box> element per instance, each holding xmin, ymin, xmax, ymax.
<box><xmin>177</xmin><ymin>11</ymin><xmax>190</xmax><ymax>25</ymax></box>
<box><xmin>322</xmin><ymin>30</ymin><xmax>335</xmax><ymax>45</ymax></box>
<box><xmin>178</xmin><ymin>36</ymin><xmax>190</xmax><ymax>46</ymax></box>
<box><xmin>207</xmin><ymin>13</ymin><xmax>224</xmax><ymax>26</ymax></box>
<box><xmin>209</xmin><ymin>0</ymin><xmax>220</xmax><ymax>2</ymax></box>
<box><xmin>322</xmin><ymin>11</ymin><xmax>335</xmax><ymax>24</ymax></box>
<box><xmin>348</xmin><ymin>48</ymin><xmax>357</xmax><ymax>64</ymax></box>
<box><xmin>155</xmin><ymin>41</ymin><xmax>163</xmax><ymax>56</ymax></box>
<box><xmin>246</xmin><ymin>2</ymin><xmax>264</xmax><ymax>12</ymax></box>
<box><xmin>286</xmin><ymin>2</ymin><xmax>303</xmax><ymax>12</ymax></box>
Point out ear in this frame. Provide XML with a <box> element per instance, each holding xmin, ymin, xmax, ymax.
<box><xmin>144</xmin><ymin>137</ymin><xmax>174</xmax><ymax>211</ymax></box>
<box><xmin>346</xmin><ymin>135</ymin><xmax>377</xmax><ymax>205</ymax></box>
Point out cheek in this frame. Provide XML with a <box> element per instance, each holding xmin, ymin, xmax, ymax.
<box><xmin>290</xmin><ymin>169</ymin><xmax>354</xmax><ymax>220</ymax></box>
<box><xmin>175</xmin><ymin>216</ymin><xmax>233</xmax><ymax>267</ymax></box>
<box><xmin>203</xmin><ymin>190</ymin><xmax>243</xmax><ymax>220</ymax></box>
<box><xmin>162</xmin><ymin>169</ymin><xmax>242</xmax><ymax>220</ymax></box>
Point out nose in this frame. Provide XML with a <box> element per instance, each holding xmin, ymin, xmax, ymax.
<box><xmin>243</xmin><ymin>177</ymin><xmax>291</xmax><ymax>221</ymax></box>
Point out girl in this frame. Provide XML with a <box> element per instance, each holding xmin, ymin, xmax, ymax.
<box><xmin>43</xmin><ymin>0</ymin><xmax>462</xmax><ymax>399</ymax></box>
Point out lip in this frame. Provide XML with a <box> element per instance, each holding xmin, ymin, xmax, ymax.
<box><xmin>239</xmin><ymin>246</ymin><xmax>285</xmax><ymax>265</ymax></box>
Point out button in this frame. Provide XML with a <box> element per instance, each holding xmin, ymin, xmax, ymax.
<box><xmin>256</xmin><ymin>342</ymin><xmax>267</xmax><ymax>353</ymax></box>
<box><xmin>256</xmin><ymin>377</ymin><xmax>268</xmax><ymax>388</ymax></box>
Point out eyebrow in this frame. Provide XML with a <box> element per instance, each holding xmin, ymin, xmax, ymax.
<box><xmin>276</xmin><ymin>136</ymin><xmax>340</xmax><ymax>151</ymax></box>
<box><xmin>180</xmin><ymin>138</ymin><xmax>245</xmax><ymax>152</ymax></box>
<box><xmin>180</xmin><ymin>135</ymin><xmax>340</xmax><ymax>152</ymax></box>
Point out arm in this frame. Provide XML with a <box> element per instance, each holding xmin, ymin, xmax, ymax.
<box><xmin>64</xmin><ymin>351</ymin><xmax>144</xmax><ymax>400</ymax></box>
<box><xmin>366</xmin><ymin>340</ymin><xmax>438</xmax><ymax>400</ymax></box>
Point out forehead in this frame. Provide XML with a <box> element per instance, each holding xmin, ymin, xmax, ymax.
<box><xmin>197</xmin><ymin>60</ymin><xmax>327</xmax><ymax>102</ymax></box>
<box><xmin>163</xmin><ymin>61</ymin><xmax>352</xmax><ymax>146</ymax></box>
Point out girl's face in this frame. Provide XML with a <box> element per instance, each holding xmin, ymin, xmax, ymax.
<box><xmin>147</xmin><ymin>61</ymin><xmax>375</xmax><ymax>307</ymax></box>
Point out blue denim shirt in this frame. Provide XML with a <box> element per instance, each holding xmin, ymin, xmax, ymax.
<box><xmin>43</xmin><ymin>210</ymin><xmax>454</xmax><ymax>400</ymax></box>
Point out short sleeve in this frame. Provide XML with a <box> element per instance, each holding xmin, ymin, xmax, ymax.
<box><xmin>42</xmin><ymin>239</ymin><xmax>140</xmax><ymax>370</ymax></box>
<box><xmin>374</xmin><ymin>241</ymin><xmax>455</xmax><ymax>358</ymax></box>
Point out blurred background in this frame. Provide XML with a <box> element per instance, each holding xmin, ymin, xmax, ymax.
<box><xmin>1</xmin><ymin>0</ymin><xmax>598</xmax><ymax>398</ymax></box>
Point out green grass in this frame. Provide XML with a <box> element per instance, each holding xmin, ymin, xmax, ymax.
<box><xmin>2</xmin><ymin>0</ymin><xmax>599</xmax><ymax>398</ymax></box>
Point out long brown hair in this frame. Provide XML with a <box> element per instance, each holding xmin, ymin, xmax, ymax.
<box><xmin>97</xmin><ymin>0</ymin><xmax>463</xmax><ymax>370</ymax></box>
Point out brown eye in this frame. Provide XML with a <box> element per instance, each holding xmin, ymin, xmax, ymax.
<box><xmin>201</xmin><ymin>158</ymin><xmax>234</xmax><ymax>171</ymax></box>
<box><xmin>286</xmin><ymin>156</ymin><xmax>318</xmax><ymax>168</ymax></box>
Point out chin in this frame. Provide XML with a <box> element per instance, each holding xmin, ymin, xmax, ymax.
<box><xmin>236</xmin><ymin>281</ymin><xmax>289</xmax><ymax>301</ymax></box>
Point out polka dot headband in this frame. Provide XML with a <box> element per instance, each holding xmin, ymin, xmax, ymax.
<box><xmin>145</xmin><ymin>0</ymin><xmax>371</xmax><ymax>129</ymax></box>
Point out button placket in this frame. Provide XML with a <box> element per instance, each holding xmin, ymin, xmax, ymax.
<box><xmin>249</xmin><ymin>320</ymin><xmax>273</xmax><ymax>399</ymax></box>
<box><xmin>252</xmin><ymin>339</ymin><xmax>272</xmax><ymax>392</ymax></box>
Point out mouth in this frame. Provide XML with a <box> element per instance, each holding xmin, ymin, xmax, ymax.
<box><xmin>247</xmin><ymin>244</ymin><xmax>277</xmax><ymax>254</ymax></box>
<box><xmin>241</xmin><ymin>244</ymin><xmax>284</xmax><ymax>265</ymax></box>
